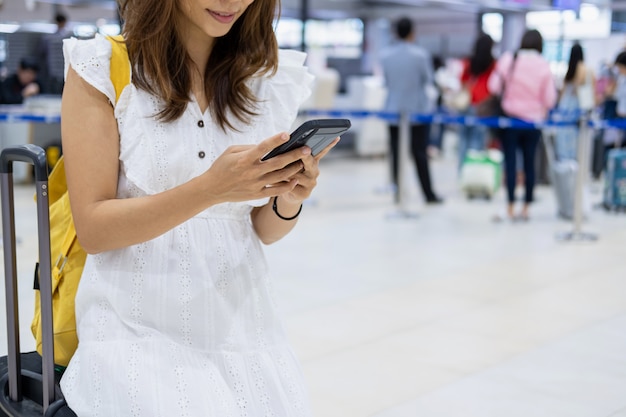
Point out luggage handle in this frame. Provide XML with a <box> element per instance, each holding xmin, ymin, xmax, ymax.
<box><xmin>0</xmin><ymin>144</ymin><xmax>56</xmax><ymax>412</ymax></box>
<box><xmin>0</xmin><ymin>144</ymin><xmax>48</xmax><ymax>180</ymax></box>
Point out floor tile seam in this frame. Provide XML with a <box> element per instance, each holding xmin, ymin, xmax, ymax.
<box><xmin>409</xmin><ymin>283</ymin><xmax>561</xmax><ymax>313</ymax></box>
<box><xmin>424</xmin><ymin>267</ymin><xmax>626</xmax><ymax>317</ymax></box>
<box><xmin>360</xmin><ymin>312</ymin><xmax>626</xmax><ymax>417</ymax></box>
<box><xmin>276</xmin><ymin>252</ymin><xmax>625</xmax><ymax>331</ymax></box>
<box><xmin>299</xmin><ymin>301</ymin><xmax>626</xmax><ymax>372</ymax></box>
<box><xmin>607</xmin><ymin>405</ymin><xmax>626</xmax><ymax>417</ymax></box>
<box><xmin>281</xmin><ymin>283</ymin><xmax>497</xmax><ymax>326</ymax></box>
<box><xmin>359</xmin><ymin>344</ymin><xmax>567</xmax><ymax>417</ymax></box>
<box><xmin>289</xmin><ymin>270</ymin><xmax>602</xmax><ymax>354</ymax></box>
<box><xmin>441</xmin><ymin>309</ymin><xmax>626</xmax><ymax>379</ymax></box>
<box><xmin>496</xmin><ymin>274</ymin><xmax>626</xmax><ymax>319</ymax></box>
<box><xmin>297</xmin><ymin>294</ymin><xmax>511</xmax><ymax>363</ymax></box>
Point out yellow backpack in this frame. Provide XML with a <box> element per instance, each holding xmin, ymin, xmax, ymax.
<box><xmin>31</xmin><ymin>35</ymin><xmax>130</xmax><ymax>367</ymax></box>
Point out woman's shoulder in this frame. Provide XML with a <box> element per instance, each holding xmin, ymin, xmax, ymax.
<box><xmin>276</xmin><ymin>49</ymin><xmax>313</xmax><ymax>83</ymax></box>
<box><xmin>63</xmin><ymin>34</ymin><xmax>113</xmax><ymax>65</ymax></box>
<box><xmin>575</xmin><ymin>63</ymin><xmax>594</xmax><ymax>83</ymax></box>
<box><xmin>517</xmin><ymin>50</ymin><xmax>551</xmax><ymax>72</ymax></box>
<box><xmin>254</xmin><ymin>49</ymin><xmax>313</xmax><ymax>98</ymax></box>
<box><xmin>249</xmin><ymin>49</ymin><xmax>314</xmax><ymax>133</ymax></box>
<box><xmin>63</xmin><ymin>34</ymin><xmax>117</xmax><ymax>104</ymax></box>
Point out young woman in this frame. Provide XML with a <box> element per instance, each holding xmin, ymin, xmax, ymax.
<box><xmin>60</xmin><ymin>0</ymin><xmax>338</xmax><ymax>414</ymax></box>
<box><xmin>488</xmin><ymin>29</ymin><xmax>557</xmax><ymax>221</ymax></box>
<box><xmin>555</xmin><ymin>43</ymin><xmax>596</xmax><ymax>161</ymax></box>
<box><xmin>457</xmin><ymin>33</ymin><xmax>496</xmax><ymax>172</ymax></box>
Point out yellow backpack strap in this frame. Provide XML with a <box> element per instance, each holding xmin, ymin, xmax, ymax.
<box><xmin>106</xmin><ymin>35</ymin><xmax>131</xmax><ymax>104</ymax></box>
<box><xmin>47</xmin><ymin>153</ymin><xmax>67</xmax><ymax>205</ymax></box>
<box><xmin>53</xmin><ymin>218</ymin><xmax>78</xmax><ymax>279</ymax></box>
<box><xmin>45</xmin><ymin>157</ymin><xmax>75</xmax><ymax>275</ymax></box>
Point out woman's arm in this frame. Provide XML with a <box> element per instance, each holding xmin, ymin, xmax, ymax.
<box><xmin>62</xmin><ymin>67</ymin><xmax>222</xmax><ymax>253</ymax></box>
<box><xmin>250</xmin><ymin>196</ymin><xmax>302</xmax><ymax>245</ymax></box>
<box><xmin>62</xmin><ymin>66</ymin><xmax>306</xmax><ymax>254</ymax></box>
<box><xmin>251</xmin><ymin>137</ymin><xmax>340</xmax><ymax>245</ymax></box>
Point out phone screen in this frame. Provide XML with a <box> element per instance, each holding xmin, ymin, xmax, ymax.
<box><xmin>261</xmin><ymin>119</ymin><xmax>351</xmax><ymax>161</ymax></box>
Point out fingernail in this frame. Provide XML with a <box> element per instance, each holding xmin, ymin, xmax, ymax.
<box><xmin>302</xmin><ymin>147</ymin><xmax>311</xmax><ymax>155</ymax></box>
<box><xmin>282</xmin><ymin>133</ymin><xmax>289</xmax><ymax>141</ymax></box>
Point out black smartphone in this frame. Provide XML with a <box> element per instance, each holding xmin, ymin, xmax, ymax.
<box><xmin>261</xmin><ymin>118</ymin><xmax>351</xmax><ymax>161</ymax></box>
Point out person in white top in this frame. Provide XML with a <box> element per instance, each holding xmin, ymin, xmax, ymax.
<box><xmin>59</xmin><ymin>0</ymin><xmax>339</xmax><ymax>415</ymax></box>
<box><xmin>554</xmin><ymin>43</ymin><xmax>596</xmax><ymax>161</ymax></box>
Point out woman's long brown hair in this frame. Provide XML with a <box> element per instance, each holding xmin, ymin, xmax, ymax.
<box><xmin>117</xmin><ymin>0</ymin><xmax>280</xmax><ymax>131</ymax></box>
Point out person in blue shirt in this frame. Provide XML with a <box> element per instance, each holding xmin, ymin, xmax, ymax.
<box><xmin>380</xmin><ymin>17</ymin><xmax>443</xmax><ymax>204</ymax></box>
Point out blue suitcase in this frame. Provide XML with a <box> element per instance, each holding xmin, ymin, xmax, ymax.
<box><xmin>603</xmin><ymin>148</ymin><xmax>626</xmax><ymax>211</ymax></box>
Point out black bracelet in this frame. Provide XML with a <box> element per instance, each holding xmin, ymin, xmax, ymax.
<box><xmin>272</xmin><ymin>196</ymin><xmax>302</xmax><ymax>221</ymax></box>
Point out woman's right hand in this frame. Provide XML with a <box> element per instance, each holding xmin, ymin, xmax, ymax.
<box><xmin>201</xmin><ymin>132</ymin><xmax>310</xmax><ymax>204</ymax></box>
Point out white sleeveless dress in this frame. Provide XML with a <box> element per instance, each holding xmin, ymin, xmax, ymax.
<box><xmin>60</xmin><ymin>35</ymin><xmax>314</xmax><ymax>417</ymax></box>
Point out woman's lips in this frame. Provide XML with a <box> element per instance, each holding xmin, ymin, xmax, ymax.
<box><xmin>207</xmin><ymin>10</ymin><xmax>236</xmax><ymax>24</ymax></box>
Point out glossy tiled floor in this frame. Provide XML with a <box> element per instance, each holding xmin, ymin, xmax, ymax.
<box><xmin>1</xmin><ymin>130</ymin><xmax>625</xmax><ymax>417</ymax></box>
<box><xmin>266</xmin><ymin>131</ymin><xmax>626</xmax><ymax>417</ymax></box>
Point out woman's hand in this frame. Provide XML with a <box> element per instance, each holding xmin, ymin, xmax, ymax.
<box><xmin>249</xmin><ymin>135</ymin><xmax>340</xmax><ymax>245</ymax></box>
<box><xmin>203</xmin><ymin>132</ymin><xmax>339</xmax><ymax>205</ymax></box>
<box><xmin>22</xmin><ymin>82</ymin><xmax>40</xmax><ymax>98</ymax></box>
<box><xmin>278</xmin><ymin>136</ymin><xmax>341</xmax><ymax>205</ymax></box>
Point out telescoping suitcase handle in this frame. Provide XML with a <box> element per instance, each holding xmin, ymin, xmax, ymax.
<box><xmin>0</xmin><ymin>144</ymin><xmax>56</xmax><ymax>413</ymax></box>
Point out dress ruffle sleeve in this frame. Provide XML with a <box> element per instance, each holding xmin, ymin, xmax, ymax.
<box><xmin>257</xmin><ymin>49</ymin><xmax>314</xmax><ymax>135</ymax></box>
<box><xmin>243</xmin><ymin>50</ymin><xmax>314</xmax><ymax>208</ymax></box>
<box><xmin>63</xmin><ymin>35</ymin><xmax>118</xmax><ymax>106</ymax></box>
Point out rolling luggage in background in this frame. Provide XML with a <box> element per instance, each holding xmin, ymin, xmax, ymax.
<box><xmin>591</xmin><ymin>130</ymin><xmax>605</xmax><ymax>180</ymax></box>
<box><xmin>535</xmin><ymin>136</ymin><xmax>551</xmax><ymax>185</ymax></box>
<box><xmin>459</xmin><ymin>149</ymin><xmax>503</xmax><ymax>199</ymax></box>
<box><xmin>603</xmin><ymin>148</ymin><xmax>626</xmax><ymax>211</ymax></box>
<box><xmin>0</xmin><ymin>145</ymin><xmax>76</xmax><ymax>417</ymax></box>
<box><xmin>551</xmin><ymin>159</ymin><xmax>578</xmax><ymax>220</ymax></box>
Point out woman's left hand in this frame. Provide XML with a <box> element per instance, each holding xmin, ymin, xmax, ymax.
<box><xmin>278</xmin><ymin>137</ymin><xmax>340</xmax><ymax>204</ymax></box>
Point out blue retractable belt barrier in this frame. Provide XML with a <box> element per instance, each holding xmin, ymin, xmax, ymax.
<box><xmin>3</xmin><ymin>107</ymin><xmax>626</xmax><ymax>130</ymax></box>
<box><xmin>303</xmin><ymin>108</ymin><xmax>602</xmax><ymax>242</ymax></box>
<box><xmin>303</xmin><ymin>108</ymin><xmax>626</xmax><ymax>130</ymax></box>
<box><xmin>0</xmin><ymin>113</ymin><xmax>61</xmax><ymax>123</ymax></box>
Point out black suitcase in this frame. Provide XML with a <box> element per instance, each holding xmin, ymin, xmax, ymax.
<box><xmin>535</xmin><ymin>134</ymin><xmax>552</xmax><ymax>186</ymax></box>
<box><xmin>0</xmin><ymin>145</ymin><xmax>76</xmax><ymax>417</ymax></box>
<box><xmin>591</xmin><ymin>130</ymin><xmax>605</xmax><ymax>180</ymax></box>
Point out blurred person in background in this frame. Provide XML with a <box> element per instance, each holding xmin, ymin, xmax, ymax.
<box><xmin>554</xmin><ymin>43</ymin><xmax>596</xmax><ymax>161</ymax></box>
<box><xmin>488</xmin><ymin>29</ymin><xmax>557</xmax><ymax>221</ymax></box>
<box><xmin>601</xmin><ymin>51</ymin><xmax>626</xmax><ymax>157</ymax></box>
<box><xmin>591</xmin><ymin>60</ymin><xmax>619</xmax><ymax>178</ymax></box>
<box><xmin>39</xmin><ymin>12</ymin><xmax>72</xmax><ymax>94</ymax></box>
<box><xmin>0</xmin><ymin>57</ymin><xmax>41</xmax><ymax>104</ymax></box>
<box><xmin>380</xmin><ymin>17</ymin><xmax>443</xmax><ymax>204</ymax></box>
<box><xmin>457</xmin><ymin>32</ymin><xmax>496</xmax><ymax>172</ymax></box>
<box><xmin>429</xmin><ymin>55</ymin><xmax>446</xmax><ymax>158</ymax></box>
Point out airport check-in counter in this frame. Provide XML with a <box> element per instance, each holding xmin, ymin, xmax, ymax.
<box><xmin>0</xmin><ymin>96</ymin><xmax>62</xmax><ymax>182</ymax></box>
